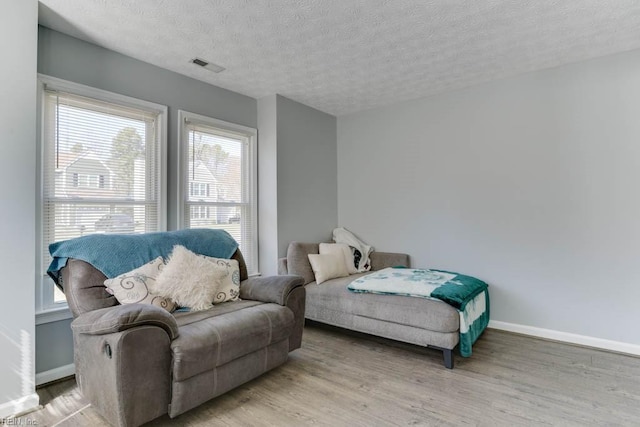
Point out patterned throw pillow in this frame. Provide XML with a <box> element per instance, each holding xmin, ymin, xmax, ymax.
<box><xmin>202</xmin><ymin>256</ymin><xmax>241</xmax><ymax>303</ymax></box>
<box><xmin>104</xmin><ymin>256</ymin><xmax>176</xmax><ymax>312</ymax></box>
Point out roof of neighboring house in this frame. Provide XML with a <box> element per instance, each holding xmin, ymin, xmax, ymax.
<box><xmin>56</xmin><ymin>150</ymin><xmax>112</xmax><ymax>173</ymax></box>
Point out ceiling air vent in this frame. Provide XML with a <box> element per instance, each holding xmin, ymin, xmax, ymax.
<box><xmin>191</xmin><ymin>57</ymin><xmax>225</xmax><ymax>73</ymax></box>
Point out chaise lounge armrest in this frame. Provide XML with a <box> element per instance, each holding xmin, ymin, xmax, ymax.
<box><xmin>71</xmin><ymin>303</ymin><xmax>179</xmax><ymax>340</ymax></box>
<box><xmin>240</xmin><ymin>275</ymin><xmax>305</xmax><ymax>306</ymax></box>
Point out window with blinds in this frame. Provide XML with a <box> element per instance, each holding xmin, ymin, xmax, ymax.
<box><xmin>38</xmin><ymin>76</ymin><xmax>166</xmax><ymax>309</ymax></box>
<box><xmin>179</xmin><ymin>111</ymin><xmax>258</xmax><ymax>275</ymax></box>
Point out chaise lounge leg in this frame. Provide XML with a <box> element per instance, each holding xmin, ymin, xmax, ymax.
<box><xmin>443</xmin><ymin>348</ymin><xmax>454</xmax><ymax>369</ymax></box>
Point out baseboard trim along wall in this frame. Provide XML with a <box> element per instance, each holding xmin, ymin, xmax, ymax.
<box><xmin>0</xmin><ymin>393</ymin><xmax>40</xmax><ymax>418</ymax></box>
<box><xmin>489</xmin><ymin>320</ymin><xmax>640</xmax><ymax>357</ymax></box>
<box><xmin>35</xmin><ymin>363</ymin><xmax>75</xmax><ymax>387</ymax></box>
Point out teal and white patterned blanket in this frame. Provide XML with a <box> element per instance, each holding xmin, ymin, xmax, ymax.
<box><xmin>348</xmin><ymin>267</ymin><xmax>490</xmax><ymax>357</ymax></box>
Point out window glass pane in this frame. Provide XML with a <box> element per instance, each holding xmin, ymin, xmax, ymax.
<box><xmin>187</xmin><ymin>130</ymin><xmax>243</xmax><ymax>206</ymax></box>
<box><xmin>48</xmin><ymin>98</ymin><xmax>152</xmax><ymax>202</ymax></box>
<box><xmin>182</xmin><ymin>114</ymin><xmax>257</xmax><ymax>274</ymax></box>
<box><xmin>54</xmin><ymin>286</ymin><xmax>66</xmax><ymax>303</ymax></box>
<box><xmin>39</xmin><ymin>81</ymin><xmax>165</xmax><ymax>312</ymax></box>
<box><xmin>187</xmin><ymin>203</ymin><xmax>242</xmax><ymax>243</ymax></box>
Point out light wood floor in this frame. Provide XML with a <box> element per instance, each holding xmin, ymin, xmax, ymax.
<box><xmin>19</xmin><ymin>324</ymin><xmax>640</xmax><ymax>426</ymax></box>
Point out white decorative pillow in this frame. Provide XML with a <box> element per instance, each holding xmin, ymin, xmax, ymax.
<box><xmin>307</xmin><ymin>253</ymin><xmax>349</xmax><ymax>284</ymax></box>
<box><xmin>150</xmin><ymin>245</ymin><xmax>226</xmax><ymax>311</ymax></box>
<box><xmin>319</xmin><ymin>242</ymin><xmax>358</xmax><ymax>274</ymax></box>
<box><xmin>202</xmin><ymin>256</ymin><xmax>241</xmax><ymax>303</ymax></box>
<box><xmin>104</xmin><ymin>257</ymin><xmax>176</xmax><ymax>312</ymax></box>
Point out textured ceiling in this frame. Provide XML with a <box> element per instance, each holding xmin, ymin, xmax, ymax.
<box><xmin>38</xmin><ymin>0</ymin><xmax>640</xmax><ymax>116</ymax></box>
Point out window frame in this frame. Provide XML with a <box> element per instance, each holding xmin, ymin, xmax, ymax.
<box><xmin>36</xmin><ymin>74</ymin><xmax>168</xmax><ymax>316</ymax></box>
<box><xmin>177</xmin><ymin>110</ymin><xmax>258</xmax><ymax>275</ymax></box>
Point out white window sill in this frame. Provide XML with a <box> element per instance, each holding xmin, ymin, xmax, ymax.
<box><xmin>36</xmin><ymin>306</ymin><xmax>73</xmax><ymax>325</ymax></box>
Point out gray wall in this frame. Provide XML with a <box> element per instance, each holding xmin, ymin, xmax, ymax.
<box><xmin>36</xmin><ymin>27</ymin><xmax>258</xmax><ymax>376</ymax></box>
<box><xmin>258</xmin><ymin>95</ymin><xmax>338</xmax><ymax>275</ymax></box>
<box><xmin>276</xmin><ymin>96</ymin><xmax>338</xmax><ymax>257</ymax></box>
<box><xmin>35</xmin><ymin>319</ymin><xmax>74</xmax><ymax>374</ymax></box>
<box><xmin>338</xmin><ymin>49</ymin><xmax>640</xmax><ymax>345</ymax></box>
<box><xmin>0</xmin><ymin>0</ymin><xmax>38</xmax><ymax>416</ymax></box>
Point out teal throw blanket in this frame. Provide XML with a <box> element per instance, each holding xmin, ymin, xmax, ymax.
<box><xmin>48</xmin><ymin>228</ymin><xmax>238</xmax><ymax>284</ymax></box>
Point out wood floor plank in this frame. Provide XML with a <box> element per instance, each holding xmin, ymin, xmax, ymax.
<box><xmin>17</xmin><ymin>325</ymin><xmax>640</xmax><ymax>426</ymax></box>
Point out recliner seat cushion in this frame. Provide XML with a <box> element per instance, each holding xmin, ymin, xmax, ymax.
<box><xmin>171</xmin><ymin>302</ymin><xmax>294</xmax><ymax>381</ymax></box>
<box><xmin>173</xmin><ymin>299</ymin><xmax>263</xmax><ymax>327</ymax></box>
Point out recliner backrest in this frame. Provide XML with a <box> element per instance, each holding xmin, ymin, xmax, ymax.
<box><xmin>61</xmin><ymin>249</ymin><xmax>249</xmax><ymax>318</ymax></box>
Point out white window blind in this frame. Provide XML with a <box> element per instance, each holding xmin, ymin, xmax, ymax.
<box><xmin>179</xmin><ymin>111</ymin><xmax>258</xmax><ymax>275</ymax></box>
<box><xmin>39</xmin><ymin>77</ymin><xmax>166</xmax><ymax>308</ymax></box>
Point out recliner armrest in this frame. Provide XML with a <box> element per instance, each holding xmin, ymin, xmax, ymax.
<box><xmin>71</xmin><ymin>303</ymin><xmax>179</xmax><ymax>340</ymax></box>
<box><xmin>240</xmin><ymin>275</ymin><xmax>305</xmax><ymax>306</ymax></box>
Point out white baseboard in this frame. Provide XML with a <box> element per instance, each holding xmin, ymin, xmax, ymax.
<box><xmin>0</xmin><ymin>393</ymin><xmax>40</xmax><ymax>418</ymax></box>
<box><xmin>35</xmin><ymin>363</ymin><xmax>75</xmax><ymax>387</ymax></box>
<box><xmin>488</xmin><ymin>320</ymin><xmax>640</xmax><ymax>357</ymax></box>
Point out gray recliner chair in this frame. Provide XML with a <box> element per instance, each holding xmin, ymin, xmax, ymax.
<box><xmin>59</xmin><ymin>248</ymin><xmax>305</xmax><ymax>427</ymax></box>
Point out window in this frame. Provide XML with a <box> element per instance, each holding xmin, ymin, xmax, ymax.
<box><xmin>73</xmin><ymin>173</ymin><xmax>104</xmax><ymax>188</ymax></box>
<box><xmin>179</xmin><ymin>111</ymin><xmax>258</xmax><ymax>275</ymax></box>
<box><xmin>189</xmin><ymin>182</ymin><xmax>209</xmax><ymax>197</ymax></box>
<box><xmin>190</xmin><ymin>205</ymin><xmax>210</xmax><ymax>219</ymax></box>
<box><xmin>37</xmin><ymin>75</ymin><xmax>167</xmax><ymax>312</ymax></box>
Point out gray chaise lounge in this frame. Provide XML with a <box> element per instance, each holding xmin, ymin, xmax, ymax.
<box><xmin>59</xmin><ymin>248</ymin><xmax>305</xmax><ymax>427</ymax></box>
<box><xmin>279</xmin><ymin>242</ymin><xmax>460</xmax><ymax>368</ymax></box>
